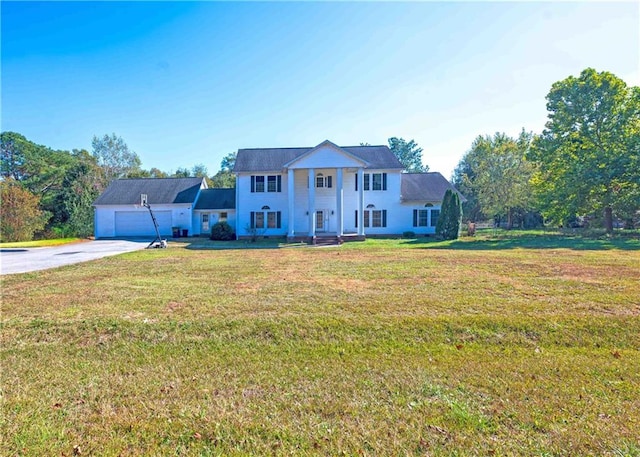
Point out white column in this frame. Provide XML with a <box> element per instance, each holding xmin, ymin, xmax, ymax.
<box><xmin>235</xmin><ymin>174</ymin><xmax>241</xmax><ymax>237</ymax></box>
<box><xmin>357</xmin><ymin>167</ymin><xmax>365</xmax><ymax>236</ymax></box>
<box><xmin>287</xmin><ymin>168</ymin><xmax>295</xmax><ymax>237</ymax></box>
<box><xmin>308</xmin><ymin>168</ymin><xmax>316</xmax><ymax>237</ymax></box>
<box><xmin>336</xmin><ymin>168</ymin><xmax>343</xmax><ymax>236</ymax></box>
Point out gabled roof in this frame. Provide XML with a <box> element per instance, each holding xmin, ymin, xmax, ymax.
<box><xmin>93</xmin><ymin>177</ymin><xmax>205</xmax><ymax>205</ymax></box>
<box><xmin>401</xmin><ymin>172</ymin><xmax>466</xmax><ymax>202</ymax></box>
<box><xmin>283</xmin><ymin>140</ymin><xmax>369</xmax><ymax>168</ymax></box>
<box><xmin>194</xmin><ymin>188</ymin><xmax>236</xmax><ymax>210</ymax></box>
<box><xmin>234</xmin><ymin>142</ymin><xmax>403</xmax><ymax>172</ymax></box>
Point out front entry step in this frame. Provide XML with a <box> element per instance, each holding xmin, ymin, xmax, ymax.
<box><xmin>311</xmin><ymin>235</ymin><xmax>342</xmax><ymax>247</ymax></box>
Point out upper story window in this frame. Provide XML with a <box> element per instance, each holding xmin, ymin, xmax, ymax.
<box><xmin>251</xmin><ymin>175</ymin><xmax>281</xmax><ymax>193</ymax></box>
<box><xmin>355</xmin><ymin>172</ymin><xmax>387</xmax><ymax>191</ymax></box>
<box><xmin>316</xmin><ymin>173</ymin><xmax>333</xmax><ymax>188</ymax></box>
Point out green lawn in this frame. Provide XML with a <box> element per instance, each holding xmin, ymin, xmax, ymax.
<box><xmin>2</xmin><ymin>233</ymin><xmax>639</xmax><ymax>456</ymax></box>
<box><xmin>0</xmin><ymin>237</ymin><xmax>84</xmax><ymax>248</ymax></box>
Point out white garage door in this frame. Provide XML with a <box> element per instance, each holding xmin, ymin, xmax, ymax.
<box><xmin>114</xmin><ymin>211</ymin><xmax>173</xmax><ymax>237</ymax></box>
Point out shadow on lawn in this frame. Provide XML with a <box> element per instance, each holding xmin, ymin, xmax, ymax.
<box><xmin>404</xmin><ymin>233</ymin><xmax>640</xmax><ymax>251</ymax></box>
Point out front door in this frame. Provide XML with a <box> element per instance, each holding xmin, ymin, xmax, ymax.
<box><xmin>202</xmin><ymin>214</ymin><xmax>209</xmax><ymax>233</ymax></box>
<box><xmin>316</xmin><ymin>210</ymin><xmax>325</xmax><ymax>232</ymax></box>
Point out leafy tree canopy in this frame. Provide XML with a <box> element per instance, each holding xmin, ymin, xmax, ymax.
<box><xmin>453</xmin><ymin>131</ymin><xmax>535</xmax><ymax>226</ymax></box>
<box><xmin>210</xmin><ymin>152</ymin><xmax>236</xmax><ymax>188</ymax></box>
<box><xmin>528</xmin><ymin>68</ymin><xmax>640</xmax><ymax>232</ymax></box>
<box><xmin>388</xmin><ymin>137</ymin><xmax>428</xmax><ymax>172</ymax></box>
<box><xmin>0</xmin><ymin>179</ymin><xmax>47</xmax><ymax>242</ymax></box>
<box><xmin>91</xmin><ymin>133</ymin><xmax>142</xmax><ymax>184</ymax></box>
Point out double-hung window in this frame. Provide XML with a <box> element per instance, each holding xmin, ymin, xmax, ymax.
<box><xmin>355</xmin><ymin>173</ymin><xmax>387</xmax><ymax>191</ymax></box>
<box><xmin>251</xmin><ymin>175</ymin><xmax>281</xmax><ymax>192</ymax></box>
<box><xmin>412</xmin><ymin>209</ymin><xmax>429</xmax><ymax>227</ymax></box>
<box><xmin>316</xmin><ymin>173</ymin><xmax>333</xmax><ymax>188</ymax></box>
<box><xmin>250</xmin><ymin>211</ymin><xmax>282</xmax><ymax>229</ymax></box>
<box><xmin>430</xmin><ymin>209</ymin><xmax>440</xmax><ymax>227</ymax></box>
<box><xmin>254</xmin><ymin>212</ymin><xmax>265</xmax><ymax>228</ymax></box>
<box><xmin>355</xmin><ymin>209</ymin><xmax>387</xmax><ymax>228</ymax></box>
<box><xmin>254</xmin><ymin>176</ymin><xmax>265</xmax><ymax>193</ymax></box>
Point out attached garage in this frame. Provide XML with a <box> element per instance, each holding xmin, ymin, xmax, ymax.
<box><xmin>93</xmin><ymin>177</ymin><xmax>207</xmax><ymax>239</ymax></box>
<box><xmin>114</xmin><ymin>210</ymin><xmax>172</xmax><ymax>237</ymax></box>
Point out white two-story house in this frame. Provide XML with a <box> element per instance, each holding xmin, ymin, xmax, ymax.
<box><xmin>233</xmin><ymin>140</ymin><xmax>462</xmax><ymax>241</ymax></box>
<box><xmin>93</xmin><ymin>140</ymin><xmax>462</xmax><ymax>241</ymax></box>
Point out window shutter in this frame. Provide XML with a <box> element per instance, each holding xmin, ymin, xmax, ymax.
<box><xmin>327</xmin><ymin>176</ymin><xmax>332</xmax><ymax>188</ymax></box>
<box><xmin>355</xmin><ymin>210</ymin><xmax>358</xmax><ymax>228</ymax></box>
<box><xmin>250</xmin><ymin>211</ymin><xmax>255</xmax><ymax>229</ymax></box>
<box><xmin>364</xmin><ymin>174</ymin><xmax>370</xmax><ymax>191</ymax></box>
<box><xmin>251</xmin><ymin>176</ymin><xmax>255</xmax><ymax>193</ymax></box>
<box><xmin>382</xmin><ymin>210</ymin><xmax>387</xmax><ymax>227</ymax></box>
<box><xmin>413</xmin><ymin>210</ymin><xmax>417</xmax><ymax>227</ymax></box>
<box><xmin>277</xmin><ymin>211</ymin><xmax>282</xmax><ymax>229</ymax></box>
<box><xmin>382</xmin><ymin>173</ymin><xmax>387</xmax><ymax>191</ymax></box>
<box><xmin>355</xmin><ymin>173</ymin><xmax>358</xmax><ymax>191</ymax></box>
<box><xmin>277</xmin><ymin>175</ymin><xmax>282</xmax><ymax>192</ymax></box>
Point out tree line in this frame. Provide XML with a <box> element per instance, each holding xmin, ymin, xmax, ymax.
<box><xmin>452</xmin><ymin>68</ymin><xmax>639</xmax><ymax>233</ymax></box>
<box><xmin>0</xmin><ymin>132</ymin><xmax>239</xmax><ymax>241</ymax></box>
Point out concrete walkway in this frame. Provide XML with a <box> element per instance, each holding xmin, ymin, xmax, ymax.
<box><xmin>0</xmin><ymin>240</ymin><xmax>148</xmax><ymax>275</ymax></box>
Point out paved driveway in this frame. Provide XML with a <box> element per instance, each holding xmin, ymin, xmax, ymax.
<box><xmin>0</xmin><ymin>240</ymin><xmax>149</xmax><ymax>275</ymax></box>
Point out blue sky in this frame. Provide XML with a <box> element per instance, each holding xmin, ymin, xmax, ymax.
<box><xmin>2</xmin><ymin>1</ymin><xmax>638</xmax><ymax>179</ymax></box>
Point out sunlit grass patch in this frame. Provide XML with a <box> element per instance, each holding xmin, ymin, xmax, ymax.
<box><xmin>0</xmin><ymin>237</ymin><xmax>84</xmax><ymax>248</ymax></box>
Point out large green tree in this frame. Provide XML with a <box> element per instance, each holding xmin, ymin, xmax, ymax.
<box><xmin>529</xmin><ymin>68</ymin><xmax>640</xmax><ymax>232</ymax></box>
<box><xmin>0</xmin><ymin>179</ymin><xmax>47</xmax><ymax>242</ymax></box>
<box><xmin>453</xmin><ymin>131</ymin><xmax>535</xmax><ymax>227</ymax></box>
<box><xmin>388</xmin><ymin>137</ymin><xmax>428</xmax><ymax>172</ymax></box>
<box><xmin>91</xmin><ymin>133</ymin><xmax>142</xmax><ymax>184</ymax></box>
<box><xmin>49</xmin><ymin>150</ymin><xmax>103</xmax><ymax>237</ymax></box>
<box><xmin>1</xmin><ymin>132</ymin><xmax>74</xmax><ymax>196</ymax></box>
<box><xmin>210</xmin><ymin>152</ymin><xmax>236</xmax><ymax>188</ymax></box>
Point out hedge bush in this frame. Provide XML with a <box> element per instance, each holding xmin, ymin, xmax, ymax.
<box><xmin>210</xmin><ymin>221</ymin><xmax>235</xmax><ymax>241</ymax></box>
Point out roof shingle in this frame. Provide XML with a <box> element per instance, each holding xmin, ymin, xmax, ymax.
<box><xmin>194</xmin><ymin>188</ymin><xmax>236</xmax><ymax>210</ymax></box>
<box><xmin>93</xmin><ymin>177</ymin><xmax>205</xmax><ymax>205</ymax></box>
<box><xmin>400</xmin><ymin>173</ymin><xmax>466</xmax><ymax>202</ymax></box>
<box><xmin>234</xmin><ymin>144</ymin><xmax>403</xmax><ymax>172</ymax></box>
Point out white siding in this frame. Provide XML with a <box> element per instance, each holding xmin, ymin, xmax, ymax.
<box><xmin>115</xmin><ymin>210</ymin><xmax>172</xmax><ymax>236</ymax></box>
<box><xmin>192</xmin><ymin>210</ymin><xmax>237</xmax><ymax>236</ymax></box>
<box><xmin>94</xmin><ymin>204</ymin><xmax>194</xmax><ymax>238</ymax></box>
<box><xmin>287</xmin><ymin>145</ymin><xmax>365</xmax><ymax>170</ymax></box>
<box><xmin>235</xmin><ymin>167</ymin><xmax>445</xmax><ymax>237</ymax></box>
<box><xmin>236</xmin><ymin>173</ymin><xmax>289</xmax><ymax>237</ymax></box>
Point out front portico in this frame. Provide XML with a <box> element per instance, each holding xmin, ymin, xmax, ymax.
<box><xmin>284</xmin><ymin>141</ymin><xmax>368</xmax><ymax>241</ymax></box>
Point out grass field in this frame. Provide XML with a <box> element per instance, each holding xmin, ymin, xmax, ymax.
<box><xmin>2</xmin><ymin>231</ymin><xmax>639</xmax><ymax>456</ymax></box>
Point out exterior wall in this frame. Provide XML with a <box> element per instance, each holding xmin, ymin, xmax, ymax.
<box><xmin>397</xmin><ymin>202</ymin><xmax>442</xmax><ymax>235</ymax></box>
<box><xmin>192</xmin><ymin>210</ymin><xmax>237</xmax><ymax>236</ymax></box>
<box><xmin>236</xmin><ymin>172</ymin><xmax>289</xmax><ymax>237</ymax></box>
<box><xmin>344</xmin><ymin>169</ymin><xmax>402</xmax><ymax>235</ymax></box>
<box><xmin>235</xmin><ymin>168</ymin><xmax>446</xmax><ymax>237</ymax></box>
<box><xmin>94</xmin><ymin>204</ymin><xmax>194</xmax><ymax>238</ymax></box>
